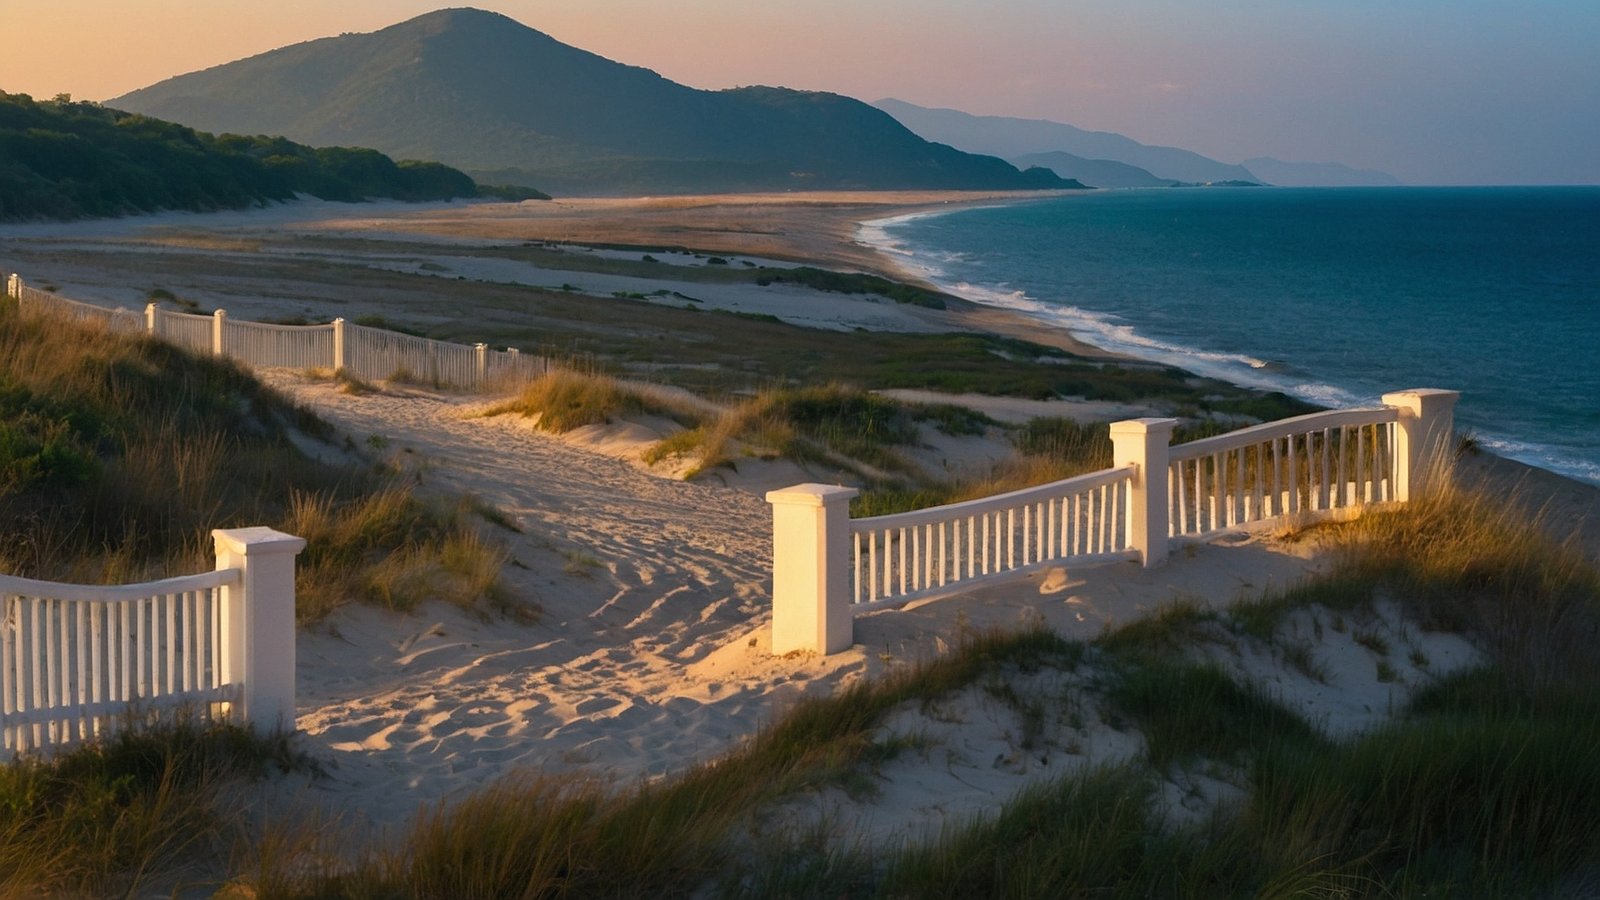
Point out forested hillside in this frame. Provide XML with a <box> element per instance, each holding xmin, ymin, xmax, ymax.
<box><xmin>0</xmin><ymin>91</ymin><xmax>542</xmax><ymax>221</ymax></box>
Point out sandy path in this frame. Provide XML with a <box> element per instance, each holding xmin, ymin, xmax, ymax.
<box><xmin>266</xmin><ymin>374</ymin><xmax>1337</xmax><ymax>834</ymax></box>
<box><xmin>271</xmin><ymin>376</ymin><xmax>821</xmax><ymax>825</ymax></box>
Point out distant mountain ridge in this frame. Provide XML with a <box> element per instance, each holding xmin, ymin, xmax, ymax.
<box><xmin>111</xmin><ymin>9</ymin><xmax>1078</xmax><ymax>196</ymax></box>
<box><xmin>875</xmin><ymin>98</ymin><xmax>1259</xmax><ymax>185</ymax></box>
<box><xmin>875</xmin><ymin>99</ymin><xmax>1401</xmax><ymax>188</ymax></box>
<box><xmin>1007</xmin><ymin>151</ymin><xmax>1175</xmax><ymax>189</ymax></box>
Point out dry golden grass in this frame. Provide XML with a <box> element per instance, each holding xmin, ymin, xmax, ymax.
<box><xmin>1322</xmin><ymin>476</ymin><xmax>1600</xmax><ymax>694</ymax></box>
<box><xmin>482</xmin><ymin>368</ymin><xmax>670</xmax><ymax>433</ymax></box>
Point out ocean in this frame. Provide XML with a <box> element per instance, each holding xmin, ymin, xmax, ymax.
<box><xmin>862</xmin><ymin>187</ymin><xmax>1600</xmax><ymax>486</ymax></box>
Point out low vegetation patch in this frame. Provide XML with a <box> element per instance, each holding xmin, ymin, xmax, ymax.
<box><xmin>0</xmin><ymin>718</ymin><xmax>311</xmax><ymax>897</ymax></box>
<box><xmin>480</xmin><ymin>368</ymin><xmax>674</xmax><ymax>433</ymax></box>
<box><xmin>643</xmin><ymin>383</ymin><xmax>928</xmax><ymax>480</ymax></box>
<box><xmin>754</xmin><ymin>266</ymin><xmax>948</xmax><ymax>309</ymax></box>
<box><xmin>285</xmin><ymin>488</ymin><xmax>511</xmax><ymax>621</ymax></box>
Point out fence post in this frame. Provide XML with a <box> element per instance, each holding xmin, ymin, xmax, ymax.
<box><xmin>332</xmin><ymin>318</ymin><xmax>346</xmax><ymax>372</ymax></box>
<box><xmin>1110</xmin><ymin>418</ymin><xmax>1177</xmax><ymax>568</ymax></box>
<box><xmin>767</xmin><ymin>484</ymin><xmax>858</xmax><ymax>655</ymax></box>
<box><xmin>213</xmin><ymin>527</ymin><xmax>305</xmax><ymax>735</ymax></box>
<box><xmin>5</xmin><ymin>274</ymin><xmax>19</xmax><ymax>299</ymax></box>
<box><xmin>1382</xmin><ymin>389</ymin><xmax>1460</xmax><ymax>502</ymax></box>
<box><xmin>145</xmin><ymin>302</ymin><xmax>158</xmax><ymax>335</ymax></box>
<box><xmin>212</xmin><ymin>308</ymin><xmax>227</xmax><ymax>357</ymax></box>
<box><xmin>476</xmin><ymin>342</ymin><xmax>488</xmax><ymax>384</ymax></box>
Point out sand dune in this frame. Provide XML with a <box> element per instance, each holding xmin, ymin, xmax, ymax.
<box><xmin>265</xmin><ymin>374</ymin><xmax>1482</xmax><ymax>840</ymax></box>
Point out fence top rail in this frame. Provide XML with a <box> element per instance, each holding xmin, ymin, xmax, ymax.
<box><xmin>155</xmin><ymin>308</ymin><xmax>215</xmax><ymax>324</ymax></box>
<box><xmin>20</xmin><ymin>288</ymin><xmax>132</xmax><ymax>315</ymax></box>
<box><xmin>1170</xmin><ymin>406</ymin><xmax>1400</xmax><ymax>463</ymax></box>
<box><xmin>851</xmin><ymin>463</ymin><xmax>1136</xmax><ymax>533</ymax></box>
<box><xmin>227</xmin><ymin>319</ymin><xmax>336</xmax><ymax>335</ymax></box>
<box><xmin>347</xmin><ymin>321</ymin><xmax>442</xmax><ymax>344</ymax></box>
<box><xmin>0</xmin><ymin>568</ymin><xmax>239</xmax><ymax>604</ymax></box>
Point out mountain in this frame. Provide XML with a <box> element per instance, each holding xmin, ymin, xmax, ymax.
<box><xmin>110</xmin><ymin>9</ymin><xmax>1077</xmax><ymax>196</ymax></box>
<box><xmin>875</xmin><ymin>98</ymin><xmax>1259</xmax><ymax>185</ymax></box>
<box><xmin>0</xmin><ymin>91</ymin><xmax>519</xmax><ymax>221</ymax></box>
<box><xmin>1239</xmin><ymin>157</ymin><xmax>1402</xmax><ymax>187</ymax></box>
<box><xmin>1008</xmin><ymin>151</ymin><xmax>1175</xmax><ymax>189</ymax></box>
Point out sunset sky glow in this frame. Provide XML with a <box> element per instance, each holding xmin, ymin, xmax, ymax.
<box><xmin>3</xmin><ymin>0</ymin><xmax>1596</xmax><ymax>185</ymax></box>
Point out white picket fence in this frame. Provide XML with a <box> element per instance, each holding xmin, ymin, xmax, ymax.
<box><xmin>768</xmin><ymin>389</ymin><xmax>1458</xmax><ymax>654</ymax></box>
<box><xmin>1168</xmin><ymin>407</ymin><xmax>1401</xmax><ymax>538</ymax></box>
<box><xmin>2</xmin><ymin>528</ymin><xmax>304</xmax><ymax>755</ymax></box>
<box><xmin>5</xmin><ymin>274</ymin><xmax>545</xmax><ymax>390</ymax></box>
<box><xmin>847</xmin><ymin>465</ymin><xmax>1137</xmax><ymax>613</ymax></box>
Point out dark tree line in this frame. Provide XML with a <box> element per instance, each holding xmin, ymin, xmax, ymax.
<box><xmin>0</xmin><ymin>92</ymin><xmax>542</xmax><ymax>221</ymax></box>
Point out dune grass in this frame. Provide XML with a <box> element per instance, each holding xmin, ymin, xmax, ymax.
<box><xmin>284</xmin><ymin>488</ymin><xmax>512</xmax><ymax>621</ymax></box>
<box><xmin>645</xmin><ymin>382</ymin><xmax>923</xmax><ymax>479</ymax></box>
<box><xmin>480</xmin><ymin>367</ymin><xmax>671</xmax><ymax>433</ymax></box>
<box><xmin>0</xmin><ymin>717</ymin><xmax>311</xmax><ymax>898</ymax></box>
<box><xmin>0</xmin><ymin>300</ymin><xmax>514</xmax><ymax>623</ymax></box>
<box><xmin>486</xmin><ymin>371</ymin><xmax>944</xmax><ymax>483</ymax></box>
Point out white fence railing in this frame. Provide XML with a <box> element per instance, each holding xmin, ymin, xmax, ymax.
<box><xmin>7</xmin><ymin>276</ymin><xmax>145</xmax><ymax>335</ymax></box>
<box><xmin>2</xmin><ymin>528</ymin><xmax>304</xmax><ymax>755</ymax></box>
<box><xmin>1168</xmin><ymin>407</ymin><xmax>1402</xmax><ymax>540</ymax></box>
<box><xmin>768</xmin><ymin>389</ymin><xmax>1458</xmax><ymax>655</ymax></box>
<box><xmin>6</xmin><ymin>274</ymin><xmax>546</xmax><ymax>391</ymax></box>
<box><xmin>848</xmin><ymin>465</ymin><xmax>1137</xmax><ymax>613</ymax></box>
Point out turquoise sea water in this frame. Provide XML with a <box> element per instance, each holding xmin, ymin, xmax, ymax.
<box><xmin>862</xmin><ymin>187</ymin><xmax>1600</xmax><ymax>485</ymax></box>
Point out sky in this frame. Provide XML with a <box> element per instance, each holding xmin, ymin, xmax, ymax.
<box><xmin>3</xmin><ymin>0</ymin><xmax>1597</xmax><ymax>185</ymax></box>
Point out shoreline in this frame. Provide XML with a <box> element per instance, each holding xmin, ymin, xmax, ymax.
<box><xmin>849</xmin><ymin>192</ymin><xmax>1600</xmax><ymax>495</ymax></box>
<box><xmin>305</xmin><ymin>191</ymin><xmax>1133</xmax><ymax>361</ymax></box>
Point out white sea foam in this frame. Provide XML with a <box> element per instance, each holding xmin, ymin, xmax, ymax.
<box><xmin>1477</xmin><ymin>435</ymin><xmax>1600</xmax><ymax>486</ymax></box>
<box><xmin>928</xmin><ymin>272</ymin><xmax>1366</xmax><ymax>410</ymax></box>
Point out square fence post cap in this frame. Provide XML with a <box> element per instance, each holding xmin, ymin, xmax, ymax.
<box><xmin>765</xmin><ymin>483</ymin><xmax>860</xmax><ymax>507</ymax></box>
<box><xmin>212</xmin><ymin>527</ymin><xmax>307</xmax><ymax>555</ymax></box>
<box><xmin>1381</xmin><ymin>388</ymin><xmax>1460</xmax><ymax>403</ymax></box>
<box><xmin>1109</xmin><ymin>417</ymin><xmax>1178</xmax><ymax>436</ymax></box>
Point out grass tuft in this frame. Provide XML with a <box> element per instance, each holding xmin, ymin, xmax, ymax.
<box><xmin>647</xmin><ymin>382</ymin><xmax>921</xmax><ymax>480</ymax></box>
<box><xmin>482</xmin><ymin>368</ymin><xmax>656</xmax><ymax>433</ymax></box>
<box><xmin>0</xmin><ymin>717</ymin><xmax>311</xmax><ymax>897</ymax></box>
<box><xmin>285</xmin><ymin>487</ymin><xmax>515</xmax><ymax>622</ymax></box>
<box><xmin>1323</xmin><ymin>481</ymin><xmax>1600</xmax><ymax>700</ymax></box>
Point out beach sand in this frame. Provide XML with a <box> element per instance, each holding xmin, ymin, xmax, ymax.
<box><xmin>4</xmin><ymin>194</ymin><xmax>1595</xmax><ymax>846</ymax></box>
